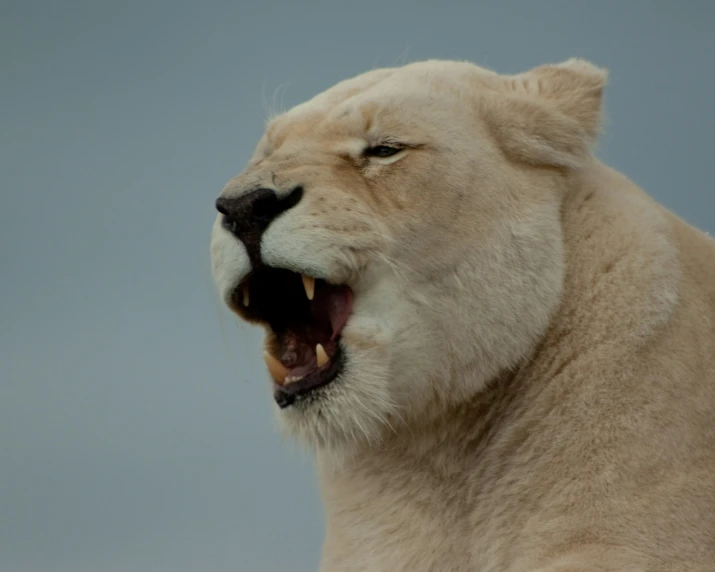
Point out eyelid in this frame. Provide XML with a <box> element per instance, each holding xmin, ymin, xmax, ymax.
<box><xmin>375</xmin><ymin>138</ymin><xmax>402</xmax><ymax>147</ymax></box>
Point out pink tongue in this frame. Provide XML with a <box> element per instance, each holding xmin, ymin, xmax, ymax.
<box><xmin>325</xmin><ymin>285</ymin><xmax>353</xmax><ymax>341</ymax></box>
<box><xmin>287</xmin><ymin>362</ymin><xmax>318</xmax><ymax>379</ymax></box>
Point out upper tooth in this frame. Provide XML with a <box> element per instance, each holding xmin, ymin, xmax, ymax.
<box><xmin>242</xmin><ymin>285</ymin><xmax>250</xmax><ymax>307</ymax></box>
<box><xmin>302</xmin><ymin>275</ymin><xmax>315</xmax><ymax>301</ymax></box>
<box><xmin>316</xmin><ymin>343</ymin><xmax>329</xmax><ymax>368</ymax></box>
<box><xmin>263</xmin><ymin>351</ymin><xmax>288</xmax><ymax>385</ymax></box>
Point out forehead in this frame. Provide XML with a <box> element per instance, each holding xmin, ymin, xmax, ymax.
<box><xmin>264</xmin><ymin>60</ymin><xmax>497</xmax><ymax>145</ymax></box>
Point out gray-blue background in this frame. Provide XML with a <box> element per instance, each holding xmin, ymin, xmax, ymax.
<box><xmin>2</xmin><ymin>1</ymin><xmax>713</xmax><ymax>571</ymax></box>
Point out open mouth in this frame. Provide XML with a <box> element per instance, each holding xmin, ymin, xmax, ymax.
<box><xmin>232</xmin><ymin>268</ymin><xmax>353</xmax><ymax>408</ymax></box>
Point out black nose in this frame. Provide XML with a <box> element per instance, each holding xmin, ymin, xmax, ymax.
<box><xmin>215</xmin><ymin>186</ymin><xmax>303</xmax><ymax>263</ymax></box>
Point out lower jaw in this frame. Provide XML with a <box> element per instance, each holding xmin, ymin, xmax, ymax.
<box><xmin>273</xmin><ymin>345</ymin><xmax>345</xmax><ymax>408</ymax></box>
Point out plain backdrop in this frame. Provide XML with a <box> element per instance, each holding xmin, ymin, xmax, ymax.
<box><xmin>2</xmin><ymin>1</ymin><xmax>714</xmax><ymax>571</ymax></box>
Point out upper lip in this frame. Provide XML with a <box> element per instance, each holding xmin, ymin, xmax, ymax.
<box><xmin>231</xmin><ymin>266</ymin><xmax>354</xmax><ymax>406</ymax></box>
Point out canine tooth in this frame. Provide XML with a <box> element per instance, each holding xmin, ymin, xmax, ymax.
<box><xmin>302</xmin><ymin>275</ymin><xmax>315</xmax><ymax>301</ymax></box>
<box><xmin>316</xmin><ymin>344</ymin><xmax>329</xmax><ymax>368</ymax></box>
<box><xmin>263</xmin><ymin>351</ymin><xmax>288</xmax><ymax>384</ymax></box>
<box><xmin>242</xmin><ymin>285</ymin><xmax>250</xmax><ymax>306</ymax></box>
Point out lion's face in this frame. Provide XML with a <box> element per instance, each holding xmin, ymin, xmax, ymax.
<box><xmin>210</xmin><ymin>59</ymin><xmax>606</xmax><ymax>449</ymax></box>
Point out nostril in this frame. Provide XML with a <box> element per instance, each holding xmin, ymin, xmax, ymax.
<box><xmin>251</xmin><ymin>186</ymin><xmax>303</xmax><ymax>220</ymax></box>
<box><xmin>283</xmin><ymin>186</ymin><xmax>304</xmax><ymax>210</ymax></box>
<box><xmin>252</xmin><ymin>193</ymin><xmax>279</xmax><ymax>219</ymax></box>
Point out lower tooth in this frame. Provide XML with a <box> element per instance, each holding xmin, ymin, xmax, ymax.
<box><xmin>316</xmin><ymin>344</ymin><xmax>329</xmax><ymax>367</ymax></box>
<box><xmin>284</xmin><ymin>375</ymin><xmax>303</xmax><ymax>384</ymax></box>
<box><xmin>264</xmin><ymin>351</ymin><xmax>288</xmax><ymax>384</ymax></box>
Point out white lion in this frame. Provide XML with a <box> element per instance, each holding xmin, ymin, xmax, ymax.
<box><xmin>210</xmin><ymin>59</ymin><xmax>715</xmax><ymax>571</ymax></box>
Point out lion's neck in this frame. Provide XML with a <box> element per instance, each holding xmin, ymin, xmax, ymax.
<box><xmin>314</xmin><ymin>367</ymin><xmax>530</xmax><ymax>571</ymax></box>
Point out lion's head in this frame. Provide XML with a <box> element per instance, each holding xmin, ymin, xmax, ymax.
<box><xmin>210</xmin><ymin>59</ymin><xmax>607</xmax><ymax>450</ymax></box>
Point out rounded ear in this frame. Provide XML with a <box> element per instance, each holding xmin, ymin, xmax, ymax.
<box><xmin>481</xmin><ymin>59</ymin><xmax>608</xmax><ymax>169</ymax></box>
<box><xmin>529</xmin><ymin>58</ymin><xmax>608</xmax><ymax>142</ymax></box>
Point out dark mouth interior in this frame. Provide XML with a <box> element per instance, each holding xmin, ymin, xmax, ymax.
<box><xmin>233</xmin><ymin>268</ymin><xmax>353</xmax><ymax>407</ymax></box>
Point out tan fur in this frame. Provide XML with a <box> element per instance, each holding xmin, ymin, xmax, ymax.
<box><xmin>210</xmin><ymin>59</ymin><xmax>715</xmax><ymax>571</ymax></box>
